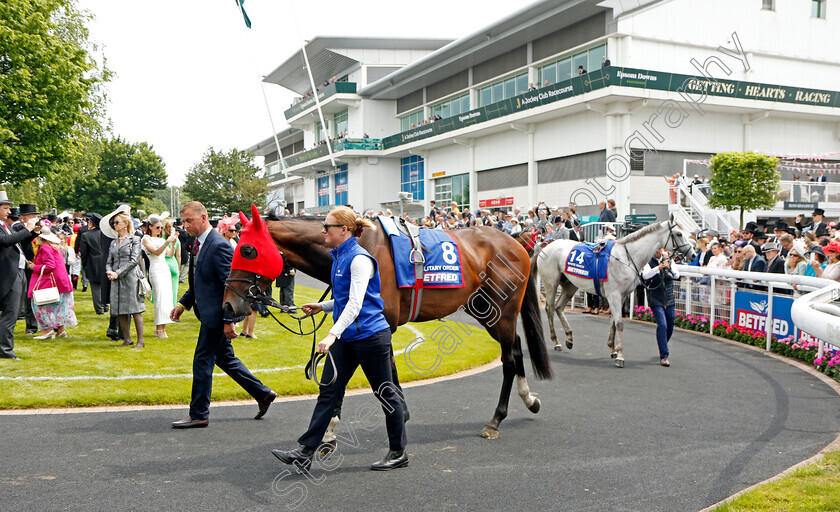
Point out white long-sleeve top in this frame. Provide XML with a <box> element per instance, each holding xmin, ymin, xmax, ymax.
<box><xmin>641</xmin><ymin>258</ymin><xmax>680</xmax><ymax>281</ymax></box>
<box><xmin>320</xmin><ymin>254</ymin><xmax>374</xmax><ymax>338</ymax></box>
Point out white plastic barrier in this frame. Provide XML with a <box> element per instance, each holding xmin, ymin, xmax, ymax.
<box><xmin>791</xmin><ymin>281</ymin><xmax>840</xmax><ymax>358</ymax></box>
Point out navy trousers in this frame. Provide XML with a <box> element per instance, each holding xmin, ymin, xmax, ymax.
<box><xmin>189</xmin><ymin>324</ymin><xmax>271</xmax><ymax>420</ymax></box>
<box><xmin>298</xmin><ymin>328</ymin><xmax>406</xmax><ymax>451</ymax></box>
<box><xmin>651</xmin><ymin>305</ymin><xmax>675</xmax><ymax>359</ymax></box>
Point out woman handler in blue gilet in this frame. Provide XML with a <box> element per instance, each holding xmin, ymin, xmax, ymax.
<box><xmin>272</xmin><ymin>206</ymin><xmax>407</xmax><ymax>471</ymax></box>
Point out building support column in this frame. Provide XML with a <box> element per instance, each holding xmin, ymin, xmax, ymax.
<box><xmin>742</xmin><ymin>111</ymin><xmax>769</xmax><ymax>151</ymax></box>
<box><xmin>453</xmin><ymin>138</ymin><xmax>476</xmax><ymax>212</ymax></box>
<box><xmin>511</xmin><ymin>123</ymin><xmax>536</xmax><ymax>207</ymax></box>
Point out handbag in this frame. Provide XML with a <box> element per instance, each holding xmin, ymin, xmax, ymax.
<box><xmin>33</xmin><ymin>266</ymin><xmax>61</xmax><ymax>306</ymax></box>
<box><xmin>137</xmin><ymin>274</ymin><xmax>152</xmax><ymax>299</ymax></box>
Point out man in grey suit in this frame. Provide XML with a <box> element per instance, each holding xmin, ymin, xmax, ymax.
<box><xmin>0</xmin><ymin>191</ymin><xmax>42</xmax><ymax>360</ymax></box>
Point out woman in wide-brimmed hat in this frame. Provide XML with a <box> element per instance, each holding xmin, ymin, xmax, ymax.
<box><xmin>27</xmin><ymin>231</ymin><xmax>77</xmax><ymax>339</ymax></box>
<box><xmin>102</xmin><ymin>205</ymin><xmax>146</xmax><ymax>348</ymax></box>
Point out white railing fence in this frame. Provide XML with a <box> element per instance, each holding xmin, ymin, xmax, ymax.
<box><xmin>791</xmin><ymin>281</ymin><xmax>840</xmax><ymax>358</ymax></box>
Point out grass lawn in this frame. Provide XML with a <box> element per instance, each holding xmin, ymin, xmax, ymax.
<box><xmin>712</xmin><ymin>451</ymin><xmax>840</xmax><ymax>511</ymax></box>
<box><xmin>0</xmin><ymin>282</ymin><xmax>500</xmax><ymax>409</ymax></box>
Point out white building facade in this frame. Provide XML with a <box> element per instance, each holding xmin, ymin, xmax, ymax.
<box><xmin>250</xmin><ymin>0</ymin><xmax>840</xmax><ymax>226</ymax></box>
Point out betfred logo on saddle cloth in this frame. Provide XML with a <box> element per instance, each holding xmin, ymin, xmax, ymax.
<box><xmin>230</xmin><ymin>204</ymin><xmax>284</xmax><ymax>280</ymax></box>
<box><xmin>564</xmin><ymin>241</ymin><xmax>615</xmax><ymax>296</ymax></box>
<box><xmin>379</xmin><ymin>216</ymin><xmax>464</xmax><ymax>288</ymax></box>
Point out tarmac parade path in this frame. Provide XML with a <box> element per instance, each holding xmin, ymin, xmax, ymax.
<box><xmin>1</xmin><ymin>290</ymin><xmax>839</xmax><ymax>511</ymax></box>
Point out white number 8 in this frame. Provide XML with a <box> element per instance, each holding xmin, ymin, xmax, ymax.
<box><xmin>441</xmin><ymin>242</ymin><xmax>457</xmax><ymax>264</ymax></box>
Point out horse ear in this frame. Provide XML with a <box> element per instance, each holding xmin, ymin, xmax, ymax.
<box><xmin>250</xmin><ymin>204</ymin><xmax>262</xmax><ymax>229</ymax></box>
<box><xmin>670</xmin><ymin>213</ymin><xmax>674</xmax><ymax>223</ymax></box>
<box><xmin>238</xmin><ymin>211</ymin><xmax>249</xmax><ymax>225</ymax></box>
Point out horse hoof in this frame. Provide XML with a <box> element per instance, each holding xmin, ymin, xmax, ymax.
<box><xmin>610</xmin><ymin>352</ymin><xmax>618</xmax><ymax>359</ymax></box>
<box><xmin>480</xmin><ymin>427</ymin><xmax>499</xmax><ymax>439</ymax></box>
<box><xmin>528</xmin><ymin>398</ymin><xmax>541</xmax><ymax>414</ymax></box>
<box><xmin>565</xmin><ymin>340</ymin><xmax>573</xmax><ymax>350</ymax></box>
<box><xmin>615</xmin><ymin>359</ymin><xmax>625</xmax><ymax>368</ymax></box>
<box><xmin>553</xmin><ymin>345</ymin><xmax>563</xmax><ymax>351</ymax></box>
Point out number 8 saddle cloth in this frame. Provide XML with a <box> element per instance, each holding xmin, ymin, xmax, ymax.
<box><xmin>378</xmin><ymin>216</ymin><xmax>464</xmax><ymax>289</ymax></box>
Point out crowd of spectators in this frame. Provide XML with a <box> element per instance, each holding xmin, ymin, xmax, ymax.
<box><xmin>291</xmin><ymin>76</ymin><xmax>340</xmax><ymax>106</ymax></box>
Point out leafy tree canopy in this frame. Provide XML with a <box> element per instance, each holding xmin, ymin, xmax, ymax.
<box><xmin>0</xmin><ymin>0</ymin><xmax>109</xmax><ymax>186</ymax></box>
<box><xmin>64</xmin><ymin>137</ymin><xmax>167</xmax><ymax>214</ymax></box>
<box><xmin>182</xmin><ymin>147</ymin><xmax>267</xmax><ymax>216</ymax></box>
<box><xmin>707</xmin><ymin>151</ymin><xmax>780</xmax><ymax>230</ymax></box>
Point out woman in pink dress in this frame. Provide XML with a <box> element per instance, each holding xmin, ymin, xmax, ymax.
<box><xmin>27</xmin><ymin>231</ymin><xmax>77</xmax><ymax>339</ymax></box>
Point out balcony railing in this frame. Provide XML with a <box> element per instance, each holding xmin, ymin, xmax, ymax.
<box><xmin>776</xmin><ymin>180</ymin><xmax>840</xmax><ymax>209</ymax></box>
<box><xmin>282</xmin><ymin>138</ymin><xmax>382</xmax><ymax>168</ymax></box>
<box><xmin>381</xmin><ymin>66</ymin><xmax>840</xmax><ymax>150</ymax></box>
<box><xmin>284</xmin><ymin>81</ymin><xmax>358</xmax><ymax>120</ymax></box>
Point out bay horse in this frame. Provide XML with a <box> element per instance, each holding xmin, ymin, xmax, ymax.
<box><xmin>223</xmin><ymin>211</ymin><xmax>552</xmax><ymax>439</ymax></box>
<box><xmin>534</xmin><ymin>218</ymin><xmax>695</xmax><ymax>367</ymax></box>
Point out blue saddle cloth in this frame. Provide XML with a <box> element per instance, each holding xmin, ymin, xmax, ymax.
<box><xmin>378</xmin><ymin>217</ymin><xmax>464</xmax><ymax>289</ymax></box>
<box><xmin>564</xmin><ymin>241</ymin><xmax>615</xmax><ymax>296</ymax></box>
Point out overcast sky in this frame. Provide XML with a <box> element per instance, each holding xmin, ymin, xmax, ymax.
<box><xmin>76</xmin><ymin>0</ymin><xmax>527</xmax><ymax>186</ymax></box>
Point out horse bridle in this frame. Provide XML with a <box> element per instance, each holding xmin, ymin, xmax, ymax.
<box><xmin>622</xmin><ymin>222</ymin><xmax>692</xmax><ymax>288</ymax></box>
<box><xmin>224</xmin><ymin>273</ymin><xmax>336</xmax><ymax>387</ymax></box>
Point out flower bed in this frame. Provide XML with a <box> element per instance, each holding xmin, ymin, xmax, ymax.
<box><xmin>633</xmin><ymin>305</ymin><xmax>840</xmax><ymax>381</ymax></box>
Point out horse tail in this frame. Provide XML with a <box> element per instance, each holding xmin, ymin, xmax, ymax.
<box><xmin>522</xmin><ymin>251</ymin><xmax>553</xmax><ymax>380</ymax></box>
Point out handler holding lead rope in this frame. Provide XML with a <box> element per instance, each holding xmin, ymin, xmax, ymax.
<box><xmin>272</xmin><ymin>206</ymin><xmax>408</xmax><ymax>472</ymax></box>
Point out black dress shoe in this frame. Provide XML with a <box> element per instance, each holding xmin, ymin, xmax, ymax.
<box><xmin>255</xmin><ymin>390</ymin><xmax>277</xmax><ymax>419</ymax></box>
<box><xmin>272</xmin><ymin>445</ymin><xmax>315</xmax><ymax>471</ymax></box>
<box><xmin>171</xmin><ymin>418</ymin><xmax>209</xmax><ymax>429</ymax></box>
<box><xmin>370</xmin><ymin>449</ymin><xmax>408</xmax><ymax>471</ymax></box>
<box><xmin>25</xmin><ymin>329</ymin><xmax>37</xmax><ymax>335</ymax></box>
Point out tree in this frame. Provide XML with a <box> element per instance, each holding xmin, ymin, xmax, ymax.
<box><xmin>182</xmin><ymin>147</ymin><xmax>267</xmax><ymax>216</ymax></box>
<box><xmin>0</xmin><ymin>0</ymin><xmax>110</xmax><ymax>186</ymax></box>
<box><xmin>707</xmin><ymin>151</ymin><xmax>780</xmax><ymax>230</ymax></box>
<box><xmin>65</xmin><ymin>137</ymin><xmax>167</xmax><ymax>213</ymax></box>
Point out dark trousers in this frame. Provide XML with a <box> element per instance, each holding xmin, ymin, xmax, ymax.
<box><xmin>0</xmin><ymin>269</ymin><xmax>23</xmax><ymax>358</ymax></box>
<box><xmin>21</xmin><ymin>268</ymin><xmax>36</xmax><ymax>331</ymax></box>
<box><xmin>298</xmin><ymin>328</ymin><xmax>406</xmax><ymax>451</ymax></box>
<box><xmin>189</xmin><ymin>323</ymin><xmax>271</xmax><ymax>420</ymax></box>
<box><xmin>89</xmin><ymin>282</ymin><xmax>105</xmax><ymax>314</ymax></box>
<box><xmin>279</xmin><ymin>282</ymin><xmax>294</xmax><ymax>306</ymax></box>
<box><xmin>651</xmin><ymin>305</ymin><xmax>675</xmax><ymax>359</ymax></box>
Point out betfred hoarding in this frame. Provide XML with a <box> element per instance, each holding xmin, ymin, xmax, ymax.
<box><xmin>479</xmin><ymin>197</ymin><xmax>514</xmax><ymax>208</ymax></box>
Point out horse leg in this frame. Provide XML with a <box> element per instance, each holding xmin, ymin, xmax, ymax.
<box><xmin>609</xmin><ymin>295</ymin><xmax>625</xmax><ymax>368</ymax></box>
<box><xmin>482</xmin><ymin>343</ymin><xmax>515</xmax><ymax>439</ymax></box>
<box><xmin>512</xmin><ymin>334</ymin><xmax>540</xmax><ymax>413</ymax></box>
<box><xmin>608</xmin><ymin>320</ymin><xmax>616</xmax><ymax>358</ymax></box>
<box><xmin>555</xmin><ymin>283</ymin><xmax>576</xmax><ymax>350</ymax></box>
<box><xmin>543</xmin><ymin>278</ymin><xmax>561</xmax><ymax>350</ymax></box>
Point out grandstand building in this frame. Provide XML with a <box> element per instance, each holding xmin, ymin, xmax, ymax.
<box><xmin>249</xmin><ymin>0</ymin><xmax>840</xmax><ymax>228</ymax></box>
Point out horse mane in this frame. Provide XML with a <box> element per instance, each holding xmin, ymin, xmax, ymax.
<box><xmin>616</xmin><ymin>221</ymin><xmax>664</xmax><ymax>244</ymax></box>
<box><xmin>266</xmin><ymin>213</ymin><xmax>326</xmax><ymax>222</ymax></box>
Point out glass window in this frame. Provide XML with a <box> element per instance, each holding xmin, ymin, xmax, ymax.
<box><xmin>588</xmin><ymin>44</ymin><xmax>607</xmax><ymax>70</ymax></box>
<box><xmin>432</xmin><ymin>105</ymin><xmax>442</xmax><ymax>117</ymax></box>
<box><xmin>573</xmin><ymin>51</ymin><xmax>588</xmax><ymax>75</ymax></box>
<box><xmin>400</xmin><ymin>155</ymin><xmax>424</xmax><ymax>200</ymax></box>
<box><xmin>557</xmin><ymin>57</ymin><xmax>572</xmax><ymax>82</ymax></box>
<box><xmin>516</xmin><ymin>74</ymin><xmax>528</xmax><ymax>95</ymax></box>
<box><xmin>812</xmin><ymin>0</ymin><xmax>825</xmax><ymax>18</ymax></box>
<box><xmin>542</xmin><ymin>62</ymin><xmax>557</xmax><ymax>86</ymax></box>
<box><xmin>762</xmin><ymin>0</ymin><xmax>774</xmax><ymax>10</ymax></box>
<box><xmin>317</xmin><ymin>173</ymin><xmax>330</xmax><ymax>207</ymax></box>
<box><xmin>333</xmin><ymin>110</ymin><xmax>348</xmax><ymax>138</ymax></box>
<box><xmin>491</xmin><ymin>82</ymin><xmax>504</xmax><ymax>103</ymax></box>
<box><xmin>480</xmin><ymin>87</ymin><xmax>491</xmax><ymax>106</ymax></box>
<box><xmin>316</xmin><ymin>122</ymin><xmax>326</xmax><ymax>143</ymax></box>
<box><xmin>442</xmin><ymin>102</ymin><xmax>450</xmax><ymax>118</ymax></box>
<box><xmin>334</xmin><ymin>166</ymin><xmax>348</xmax><ymax>205</ymax></box>
<box><xmin>504</xmin><ymin>77</ymin><xmax>515</xmax><ymax>99</ymax></box>
<box><xmin>461</xmin><ymin>95</ymin><xmax>470</xmax><ymax>113</ymax></box>
<box><xmin>450</xmin><ymin>98</ymin><xmax>461</xmax><ymax>117</ymax></box>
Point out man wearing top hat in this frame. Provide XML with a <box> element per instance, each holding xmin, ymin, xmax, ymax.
<box><xmin>12</xmin><ymin>203</ymin><xmax>40</xmax><ymax>334</ymax></box>
<box><xmin>796</xmin><ymin>209</ymin><xmax>829</xmax><ymax>237</ymax></box>
<box><xmin>0</xmin><ymin>192</ymin><xmax>43</xmax><ymax>359</ymax></box>
<box><xmin>80</xmin><ymin>213</ymin><xmax>106</xmax><ymax>315</ymax></box>
<box><xmin>763</xmin><ymin>241</ymin><xmax>785</xmax><ymax>274</ymax></box>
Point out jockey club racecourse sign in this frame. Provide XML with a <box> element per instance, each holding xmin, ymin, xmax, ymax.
<box><xmin>382</xmin><ymin>66</ymin><xmax>840</xmax><ymax>150</ymax></box>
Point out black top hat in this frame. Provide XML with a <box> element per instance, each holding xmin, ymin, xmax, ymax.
<box><xmin>773</xmin><ymin>221</ymin><xmax>789</xmax><ymax>231</ymax></box>
<box><xmin>753</xmin><ymin>229</ymin><xmax>768</xmax><ymax>239</ymax></box>
<box><xmin>8</xmin><ymin>207</ymin><xmax>19</xmax><ymax>220</ymax></box>
<box><xmin>88</xmin><ymin>213</ymin><xmax>103</xmax><ymax>228</ymax></box>
<box><xmin>743</xmin><ymin>221</ymin><xmax>758</xmax><ymax>233</ymax></box>
<box><xmin>46</xmin><ymin>214</ymin><xmax>58</xmax><ymax>223</ymax></box>
<box><xmin>786</xmin><ymin>227</ymin><xmax>798</xmax><ymax>235</ymax></box>
<box><xmin>18</xmin><ymin>204</ymin><xmax>38</xmax><ymax>216</ymax></box>
<box><xmin>209</xmin><ymin>219</ymin><xmax>219</xmax><ymax>228</ymax></box>
<box><xmin>813</xmin><ymin>208</ymin><xmax>825</xmax><ymax>216</ymax></box>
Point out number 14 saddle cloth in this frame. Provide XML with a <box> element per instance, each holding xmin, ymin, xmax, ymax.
<box><xmin>564</xmin><ymin>240</ymin><xmax>615</xmax><ymax>296</ymax></box>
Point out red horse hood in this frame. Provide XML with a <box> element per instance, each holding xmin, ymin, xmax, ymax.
<box><xmin>230</xmin><ymin>204</ymin><xmax>284</xmax><ymax>280</ymax></box>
